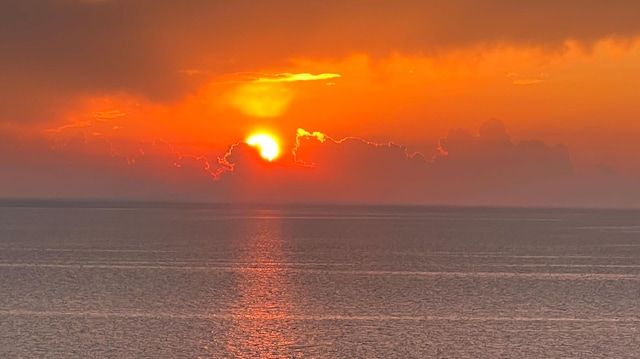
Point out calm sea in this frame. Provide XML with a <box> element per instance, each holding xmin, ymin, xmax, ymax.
<box><xmin>1</xmin><ymin>201</ymin><xmax>639</xmax><ymax>358</ymax></box>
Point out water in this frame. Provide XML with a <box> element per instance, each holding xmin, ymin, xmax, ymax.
<box><xmin>1</xmin><ymin>202</ymin><xmax>639</xmax><ymax>358</ymax></box>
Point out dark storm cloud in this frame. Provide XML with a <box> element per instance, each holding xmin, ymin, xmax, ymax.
<box><xmin>2</xmin><ymin>0</ymin><xmax>640</xmax><ymax>124</ymax></box>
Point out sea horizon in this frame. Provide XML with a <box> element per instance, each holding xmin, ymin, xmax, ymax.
<box><xmin>2</xmin><ymin>197</ymin><xmax>639</xmax><ymax>212</ymax></box>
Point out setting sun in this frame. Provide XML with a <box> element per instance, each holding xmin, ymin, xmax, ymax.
<box><xmin>246</xmin><ymin>133</ymin><xmax>280</xmax><ymax>162</ymax></box>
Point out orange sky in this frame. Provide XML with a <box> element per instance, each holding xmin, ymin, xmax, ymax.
<box><xmin>1</xmin><ymin>0</ymin><xmax>639</xmax><ymax>207</ymax></box>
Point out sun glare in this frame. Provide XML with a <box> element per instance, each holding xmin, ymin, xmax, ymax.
<box><xmin>246</xmin><ymin>133</ymin><xmax>280</xmax><ymax>162</ymax></box>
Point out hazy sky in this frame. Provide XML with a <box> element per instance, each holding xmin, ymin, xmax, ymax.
<box><xmin>1</xmin><ymin>0</ymin><xmax>639</xmax><ymax>207</ymax></box>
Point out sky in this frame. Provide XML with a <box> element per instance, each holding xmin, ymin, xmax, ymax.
<box><xmin>1</xmin><ymin>0</ymin><xmax>639</xmax><ymax>207</ymax></box>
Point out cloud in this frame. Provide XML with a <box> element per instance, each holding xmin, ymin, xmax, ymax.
<box><xmin>512</xmin><ymin>79</ymin><xmax>544</xmax><ymax>86</ymax></box>
<box><xmin>2</xmin><ymin>0</ymin><xmax>640</xmax><ymax>124</ymax></box>
<box><xmin>92</xmin><ymin>110</ymin><xmax>126</xmax><ymax>120</ymax></box>
<box><xmin>254</xmin><ymin>73</ymin><xmax>341</xmax><ymax>83</ymax></box>
<box><xmin>277</xmin><ymin>119</ymin><xmax>574</xmax><ymax>204</ymax></box>
<box><xmin>421</xmin><ymin>120</ymin><xmax>579</xmax><ymax>205</ymax></box>
<box><xmin>1</xmin><ymin>0</ymin><xmax>639</xmax><ymax>207</ymax></box>
<box><xmin>1</xmin><ymin>119</ymin><xmax>638</xmax><ymax>207</ymax></box>
<box><xmin>437</xmin><ymin>119</ymin><xmax>572</xmax><ymax>179</ymax></box>
<box><xmin>507</xmin><ymin>72</ymin><xmax>548</xmax><ymax>85</ymax></box>
<box><xmin>204</xmin><ymin>120</ymin><xmax>637</xmax><ymax>207</ymax></box>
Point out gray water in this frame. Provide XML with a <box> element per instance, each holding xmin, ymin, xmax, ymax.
<box><xmin>1</xmin><ymin>202</ymin><xmax>639</xmax><ymax>358</ymax></box>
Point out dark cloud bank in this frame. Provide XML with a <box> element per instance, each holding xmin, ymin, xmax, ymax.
<box><xmin>1</xmin><ymin>120</ymin><xmax>637</xmax><ymax>208</ymax></box>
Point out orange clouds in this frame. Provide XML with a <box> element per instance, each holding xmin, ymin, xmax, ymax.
<box><xmin>4</xmin><ymin>0</ymin><xmax>640</xmax><ymax>125</ymax></box>
<box><xmin>2</xmin><ymin>1</ymin><xmax>640</xmax><ymax>206</ymax></box>
<box><xmin>13</xmin><ymin>38</ymin><xmax>638</xmax><ymax>170</ymax></box>
<box><xmin>4</xmin><ymin>38</ymin><xmax>637</xmax><ymax>193</ymax></box>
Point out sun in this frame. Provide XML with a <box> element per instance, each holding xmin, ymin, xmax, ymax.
<box><xmin>246</xmin><ymin>133</ymin><xmax>280</xmax><ymax>162</ymax></box>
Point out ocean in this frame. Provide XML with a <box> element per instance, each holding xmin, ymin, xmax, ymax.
<box><xmin>1</xmin><ymin>201</ymin><xmax>639</xmax><ymax>358</ymax></box>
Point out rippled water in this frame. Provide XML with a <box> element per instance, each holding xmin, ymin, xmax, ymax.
<box><xmin>1</xmin><ymin>202</ymin><xmax>639</xmax><ymax>358</ymax></box>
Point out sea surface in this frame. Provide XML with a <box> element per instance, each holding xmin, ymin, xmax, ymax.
<box><xmin>1</xmin><ymin>201</ymin><xmax>639</xmax><ymax>358</ymax></box>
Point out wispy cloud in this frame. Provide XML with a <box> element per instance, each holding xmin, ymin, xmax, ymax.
<box><xmin>254</xmin><ymin>72</ymin><xmax>341</xmax><ymax>83</ymax></box>
<box><xmin>512</xmin><ymin>78</ymin><xmax>544</xmax><ymax>86</ymax></box>
<box><xmin>92</xmin><ymin>110</ymin><xmax>125</xmax><ymax>120</ymax></box>
<box><xmin>508</xmin><ymin>72</ymin><xmax>548</xmax><ymax>86</ymax></box>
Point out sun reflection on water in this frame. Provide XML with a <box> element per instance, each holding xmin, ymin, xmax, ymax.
<box><xmin>223</xmin><ymin>210</ymin><xmax>302</xmax><ymax>358</ymax></box>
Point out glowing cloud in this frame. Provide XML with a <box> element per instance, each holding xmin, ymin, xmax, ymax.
<box><xmin>255</xmin><ymin>72</ymin><xmax>341</xmax><ymax>83</ymax></box>
<box><xmin>296</xmin><ymin>128</ymin><xmax>327</xmax><ymax>143</ymax></box>
<box><xmin>292</xmin><ymin>127</ymin><xmax>426</xmax><ymax>168</ymax></box>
